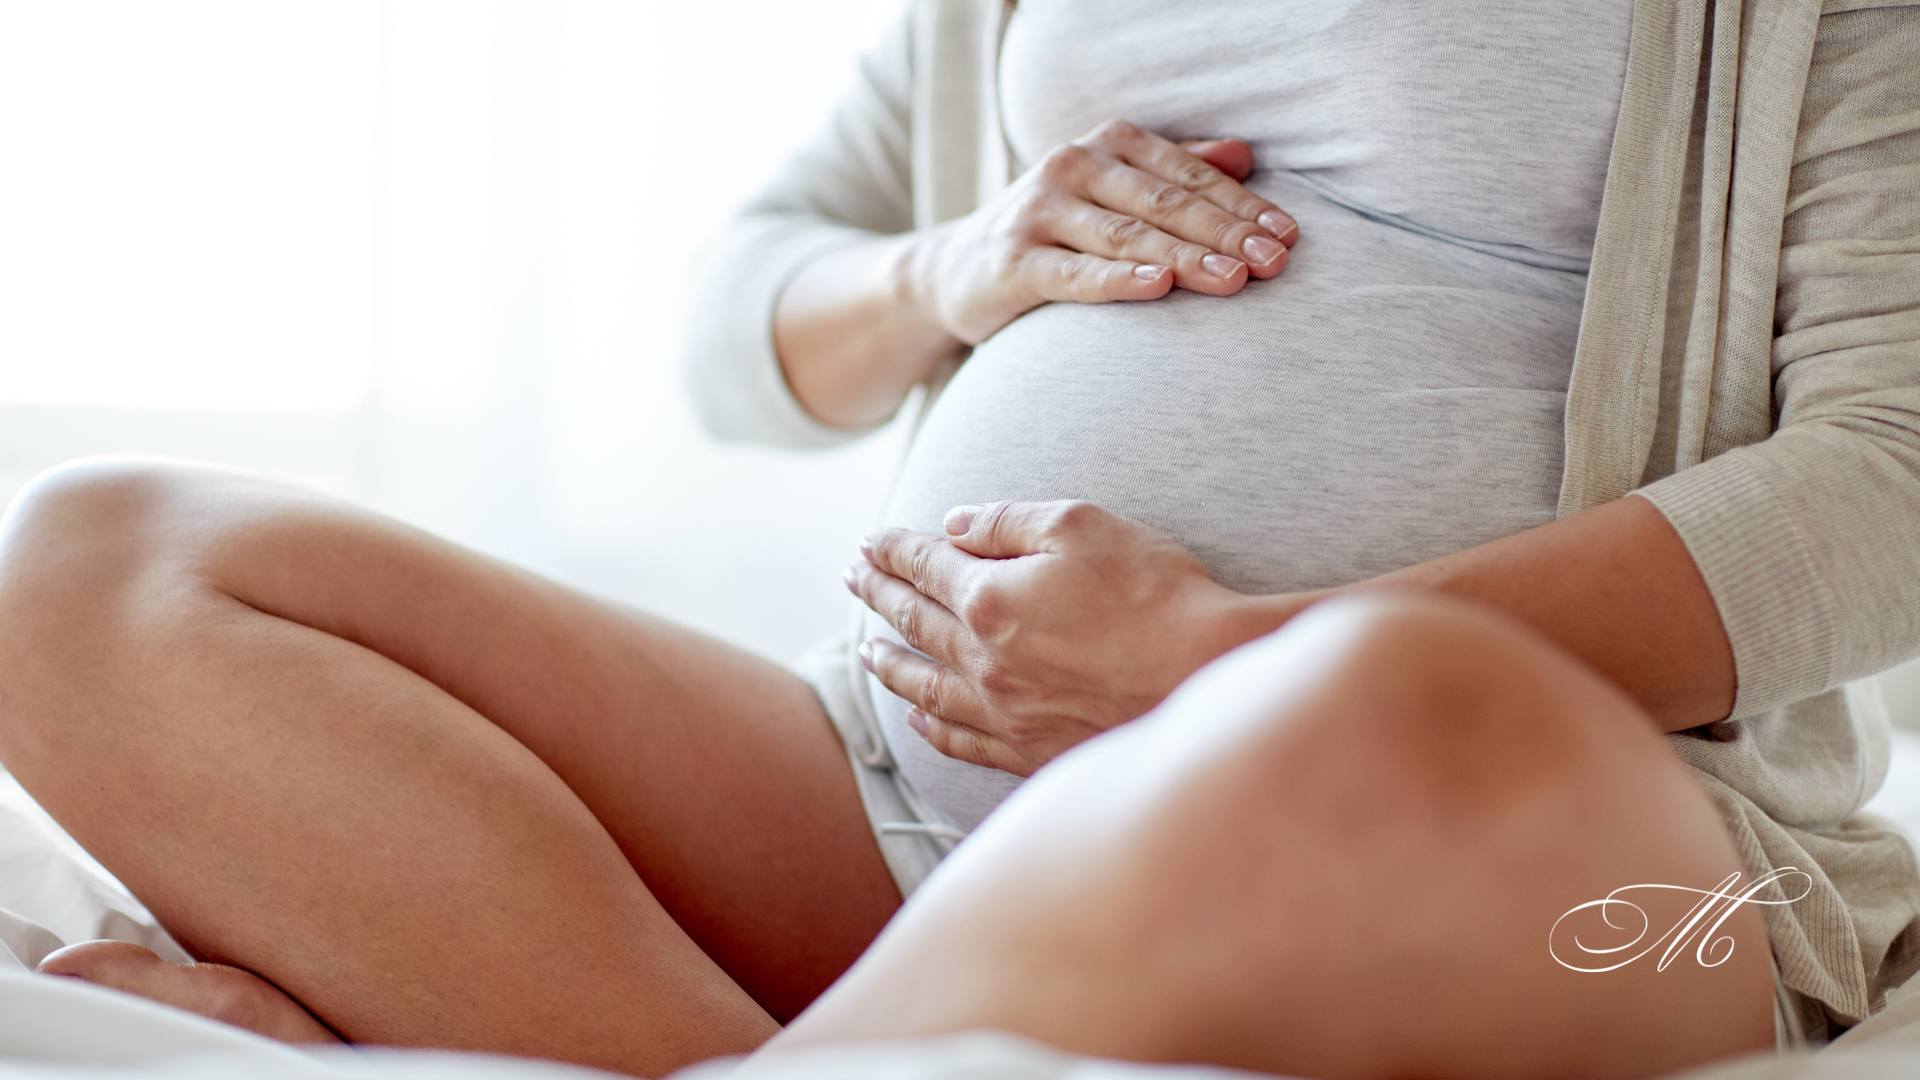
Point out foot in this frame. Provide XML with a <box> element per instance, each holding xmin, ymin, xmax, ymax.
<box><xmin>37</xmin><ymin>940</ymin><xmax>342</xmax><ymax>1045</ymax></box>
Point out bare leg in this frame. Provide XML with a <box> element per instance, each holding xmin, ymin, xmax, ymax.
<box><xmin>780</xmin><ymin>595</ymin><xmax>1775</xmax><ymax>1079</ymax></box>
<box><xmin>0</xmin><ymin>459</ymin><xmax>900</xmax><ymax>1076</ymax></box>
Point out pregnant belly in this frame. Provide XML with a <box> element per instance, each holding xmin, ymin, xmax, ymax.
<box><xmin>889</xmin><ymin>293</ymin><xmax>1575</xmax><ymax>591</ymax></box>
<box><xmin>867</xmin><ymin>194</ymin><xmax>1586</xmax><ymax>830</ymax></box>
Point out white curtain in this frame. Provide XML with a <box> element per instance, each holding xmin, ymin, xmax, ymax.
<box><xmin>0</xmin><ymin>0</ymin><xmax>908</xmax><ymax>663</ymax></box>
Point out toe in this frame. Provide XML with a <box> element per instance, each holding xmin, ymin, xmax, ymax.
<box><xmin>37</xmin><ymin>939</ymin><xmax>166</xmax><ymax>982</ymax></box>
<box><xmin>38</xmin><ymin>939</ymin><xmax>340</xmax><ymax>1045</ymax></box>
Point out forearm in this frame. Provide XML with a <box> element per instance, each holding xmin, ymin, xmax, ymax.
<box><xmin>772</xmin><ymin>231</ymin><xmax>963</xmax><ymax>429</ymax></box>
<box><xmin>1225</xmin><ymin>495</ymin><xmax>1734</xmax><ymax>731</ymax></box>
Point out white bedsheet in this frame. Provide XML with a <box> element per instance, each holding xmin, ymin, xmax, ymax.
<box><xmin>0</xmin><ymin>771</ymin><xmax>187</xmax><ymax>972</ymax></box>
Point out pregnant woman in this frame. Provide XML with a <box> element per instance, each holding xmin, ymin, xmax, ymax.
<box><xmin>0</xmin><ymin>1</ymin><xmax>1916</xmax><ymax>1078</ymax></box>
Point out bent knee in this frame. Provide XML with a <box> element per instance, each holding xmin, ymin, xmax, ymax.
<box><xmin>1169</xmin><ymin>594</ymin><xmax>1687</xmax><ymax>837</ymax></box>
<box><xmin>1291</xmin><ymin>593</ymin><xmax>1658</xmax><ymax>755</ymax></box>
<box><xmin>8</xmin><ymin>454</ymin><xmax>181</xmax><ymax>527</ymax></box>
<box><xmin>1</xmin><ymin>457</ymin><xmax>203</xmax><ymax>593</ymax></box>
<box><xmin>0</xmin><ymin>459</ymin><xmax>258</xmax><ymax>669</ymax></box>
<box><xmin>1312</xmin><ymin>594</ymin><xmax>1633</xmax><ymax>727</ymax></box>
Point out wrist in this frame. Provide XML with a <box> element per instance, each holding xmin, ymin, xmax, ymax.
<box><xmin>1190</xmin><ymin>584</ymin><xmax>1325</xmax><ymax>666</ymax></box>
<box><xmin>895</xmin><ymin>223</ymin><xmax>966</xmax><ymax>353</ymax></box>
<box><xmin>776</xmin><ymin>231</ymin><xmax>966</xmax><ymax>427</ymax></box>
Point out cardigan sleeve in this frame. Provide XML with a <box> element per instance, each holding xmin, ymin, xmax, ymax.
<box><xmin>1638</xmin><ymin>6</ymin><xmax>1920</xmax><ymax>717</ymax></box>
<box><xmin>681</xmin><ymin>8</ymin><xmax>918</xmax><ymax>448</ymax></box>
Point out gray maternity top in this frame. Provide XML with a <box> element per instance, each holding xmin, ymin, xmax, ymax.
<box><xmin>864</xmin><ymin>0</ymin><xmax>1636</xmax><ymax>830</ymax></box>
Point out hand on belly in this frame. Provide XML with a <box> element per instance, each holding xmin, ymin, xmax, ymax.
<box><xmin>845</xmin><ymin>499</ymin><xmax>1306</xmax><ymax>776</ymax></box>
<box><xmin>916</xmin><ymin>120</ymin><xmax>1298</xmax><ymax>345</ymax></box>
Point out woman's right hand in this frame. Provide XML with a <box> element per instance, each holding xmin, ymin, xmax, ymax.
<box><xmin>908</xmin><ymin>119</ymin><xmax>1299</xmax><ymax>345</ymax></box>
<box><xmin>773</xmin><ymin>119</ymin><xmax>1298</xmax><ymax>428</ymax></box>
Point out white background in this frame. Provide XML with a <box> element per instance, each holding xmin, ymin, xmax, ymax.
<box><xmin>1</xmin><ymin>0</ymin><xmax>1917</xmax><ymax>725</ymax></box>
<box><xmin>0</xmin><ymin>0</ymin><xmax>911</xmax><ymax>664</ymax></box>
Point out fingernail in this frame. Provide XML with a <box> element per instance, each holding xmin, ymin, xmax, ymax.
<box><xmin>858</xmin><ymin>534</ymin><xmax>874</xmax><ymax>561</ymax></box>
<box><xmin>844</xmin><ymin>564</ymin><xmax>860</xmax><ymax>597</ymax></box>
<box><xmin>858</xmin><ymin>640</ymin><xmax>875</xmax><ymax>671</ymax></box>
<box><xmin>1201</xmin><ymin>253</ymin><xmax>1243</xmax><ymax>278</ymax></box>
<box><xmin>945</xmin><ymin>505</ymin><xmax>982</xmax><ymax>535</ymax></box>
<box><xmin>1241</xmin><ymin>234</ymin><xmax>1284</xmax><ymax>267</ymax></box>
<box><xmin>1133</xmin><ymin>264</ymin><xmax>1168</xmax><ymax>283</ymax></box>
<box><xmin>1259</xmin><ymin>210</ymin><xmax>1299</xmax><ymax>246</ymax></box>
<box><xmin>906</xmin><ymin>707</ymin><xmax>929</xmax><ymax>736</ymax></box>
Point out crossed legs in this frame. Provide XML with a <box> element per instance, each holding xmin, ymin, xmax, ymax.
<box><xmin>0</xmin><ymin>460</ymin><xmax>1773</xmax><ymax>1078</ymax></box>
<box><xmin>0</xmin><ymin>459</ymin><xmax>901</xmax><ymax>1075</ymax></box>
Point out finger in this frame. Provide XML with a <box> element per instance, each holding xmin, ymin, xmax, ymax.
<box><xmin>907</xmin><ymin>706</ymin><xmax>1029</xmax><ymax>775</ymax></box>
<box><xmin>1083</xmin><ymin>120</ymin><xmax>1298</xmax><ymax>247</ymax></box>
<box><xmin>1015</xmin><ymin>245</ymin><xmax>1176</xmax><ymax>305</ymax></box>
<box><xmin>1081</xmin><ymin>162</ymin><xmax>1289</xmax><ymax>283</ymax></box>
<box><xmin>861</xmin><ymin>527</ymin><xmax>983</xmax><ymax>613</ymax></box>
<box><xmin>1177</xmin><ymin>138</ymin><xmax>1254</xmax><ymax>182</ymax></box>
<box><xmin>847</xmin><ymin>560</ymin><xmax>972</xmax><ymax>664</ymax></box>
<box><xmin>1045</xmin><ymin>200</ymin><xmax>1256</xmax><ymax>295</ymax></box>
<box><xmin>859</xmin><ymin>637</ymin><xmax>988</xmax><ymax>732</ymax></box>
<box><xmin>1030</xmin><ymin>142</ymin><xmax>1273</xmax><ymax>290</ymax></box>
<box><xmin>941</xmin><ymin>499</ymin><xmax>1109</xmax><ymax>559</ymax></box>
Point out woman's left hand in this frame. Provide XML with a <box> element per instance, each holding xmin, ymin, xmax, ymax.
<box><xmin>847</xmin><ymin>500</ymin><xmax>1292</xmax><ymax>776</ymax></box>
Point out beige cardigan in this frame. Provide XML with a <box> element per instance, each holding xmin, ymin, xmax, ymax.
<box><xmin>685</xmin><ymin>0</ymin><xmax>1920</xmax><ymax>1030</ymax></box>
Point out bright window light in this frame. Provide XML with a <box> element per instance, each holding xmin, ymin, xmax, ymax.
<box><xmin>0</xmin><ymin>1</ymin><xmax>381</xmax><ymax>411</ymax></box>
<box><xmin>0</xmin><ymin>0</ymin><xmax>913</xmax><ymax>663</ymax></box>
<box><xmin>0</xmin><ymin>0</ymin><xmax>902</xmax><ymax>416</ymax></box>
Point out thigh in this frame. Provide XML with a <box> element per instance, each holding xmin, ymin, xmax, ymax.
<box><xmin>786</xmin><ymin>594</ymin><xmax>1775</xmax><ymax>1079</ymax></box>
<box><xmin>0</xmin><ymin>460</ymin><xmax>898</xmax><ymax>1024</ymax></box>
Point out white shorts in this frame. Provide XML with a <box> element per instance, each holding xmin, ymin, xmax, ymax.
<box><xmin>796</xmin><ymin>634</ymin><xmax>957</xmax><ymax>899</ymax></box>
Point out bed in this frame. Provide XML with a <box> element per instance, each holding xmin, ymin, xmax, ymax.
<box><xmin>5</xmin><ymin>733</ymin><xmax>1920</xmax><ymax>1080</ymax></box>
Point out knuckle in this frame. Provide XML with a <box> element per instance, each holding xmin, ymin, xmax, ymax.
<box><xmin>979</xmin><ymin>501</ymin><xmax>1015</xmax><ymax>550</ymax></box>
<box><xmin>1170</xmin><ymin>158</ymin><xmax>1221</xmax><ymax>191</ymax></box>
<box><xmin>1038</xmin><ymin>144</ymin><xmax>1090</xmax><ymax>184</ymax></box>
<box><xmin>925</xmin><ymin>722</ymin><xmax>954</xmax><ymax>758</ymax></box>
<box><xmin>1058</xmin><ymin>251</ymin><xmax>1101</xmax><ymax>287</ymax></box>
<box><xmin>1099</xmin><ymin>214</ymin><xmax>1150</xmax><ymax>250</ymax></box>
<box><xmin>1169</xmin><ymin>241</ymin><xmax>1211</xmax><ymax>267</ymax></box>
<box><xmin>894</xmin><ymin>603</ymin><xmax>922</xmax><ymax>650</ymax></box>
<box><xmin>906</xmin><ymin>543</ymin><xmax>933</xmax><ymax>593</ymax></box>
<box><xmin>1232</xmin><ymin>195</ymin><xmax>1275</xmax><ymax>220</ymax></box>
<box><xmin>1052</xmin><ymin>499</ymin><xmax>1100</xmax><ymax>531</ymax></box>
<box><xmin>1090</xmin><ymin>118</ymin><xmax>1141</xmax><ymax>145</ymax></box>
<box><xmin>976</xmin><ymin>663</ymin><xmax>1018</xmax><ymax>697</ymax></box>
<box><xmin>959</xmin><ymin>584</ymin><xmax>1004</xmax><ymax>636</ymax></box>
<box><xmin>921</xmin><ymin>667</ymin><xmax>948</xmax><ymax>718</ymax></box>
<box><xmin>950</xmin><ymin>726</ymin><xmax>992</xmax><ymax>768</ymax></box>
<box><xmin>1142</xmin><ymin>183</ymin><xmax>1189</xmax><ymax>216</ymax></box>
<box><xmin>1209</xmin><ymin>218</ymin><xmax>1253</xmax><ymax>251</ymax></box>
<box><xmin>956</xmin><ymin>730</ymin><xmax>990</xmax><ymax>764</ymax></box>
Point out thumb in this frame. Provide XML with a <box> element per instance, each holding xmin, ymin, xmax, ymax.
<box><xmin>944</xmin><ymin>499</ymin><xmax>1099</xmax><ymax>559</ymax></box>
